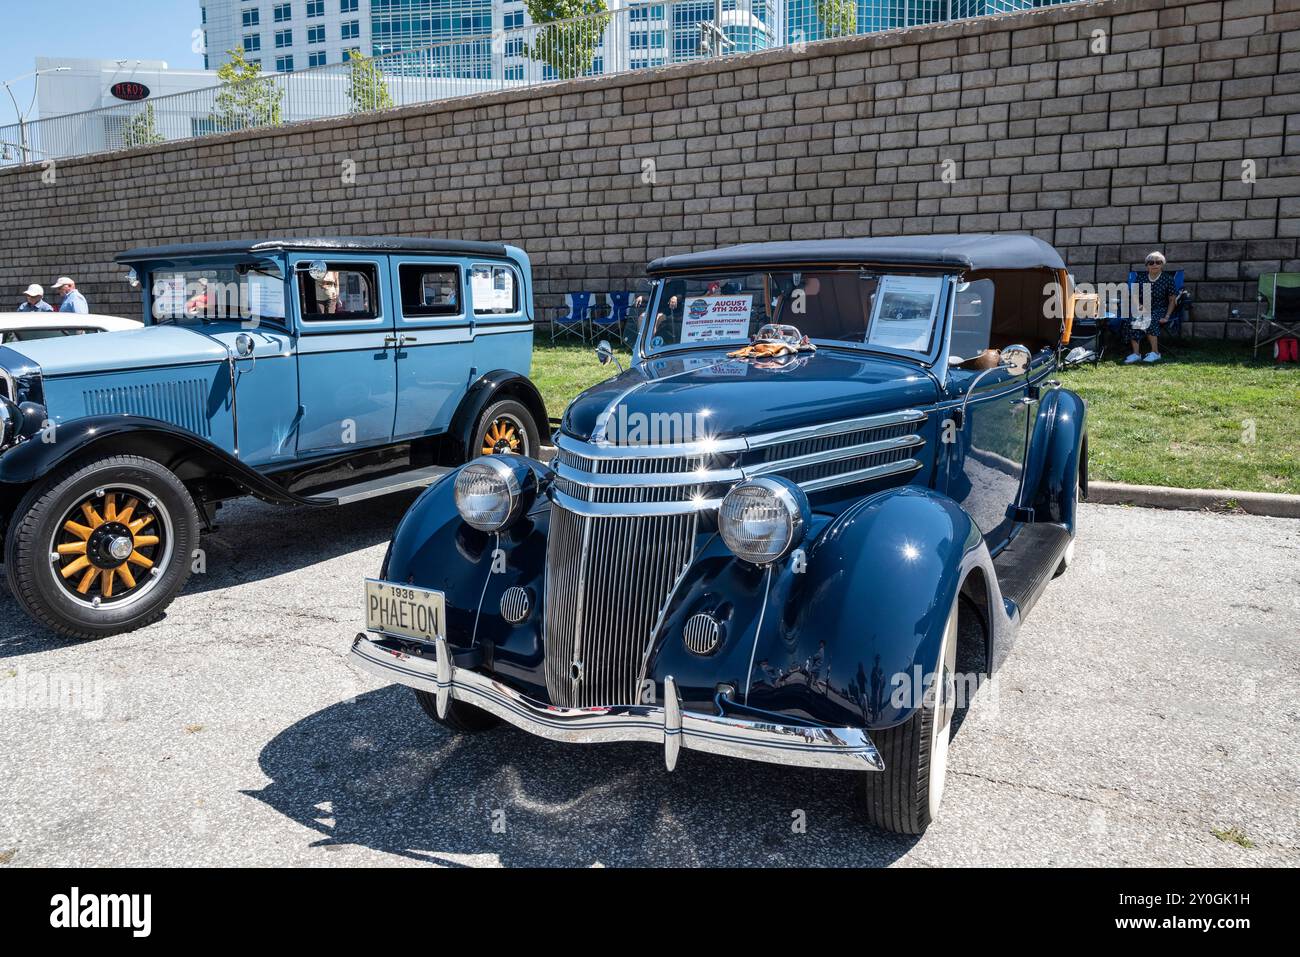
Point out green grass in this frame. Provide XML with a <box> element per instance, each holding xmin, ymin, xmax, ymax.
<box><xmin>530</xmin><ymin>339</ymin><xmax>631</xmax><ymax>423</ymax></box>
<box><xmin>531</xmin><ymin>336</ymin><xmax>1299</xmax><ymax>495</ymax></box>
<box><xmin>1059</xmin><ymin>340</ymin><xmax>1300</xmax><ymax>494</ymax></box>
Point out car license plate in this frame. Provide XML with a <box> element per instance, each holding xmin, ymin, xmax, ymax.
<box><xmin>365</xmin><ymin>579</ymin><xmax>445</xmax><ymax>643</ymax></box>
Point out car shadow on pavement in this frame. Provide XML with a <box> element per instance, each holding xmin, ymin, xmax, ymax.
<box><xmin>177</xmin><ymin>492</ymin><xmax>421</xmax><ymax>597</ymax></box>
<box><xmin>0</xmin><ymin>492</ymin><xmax>419</xmax><ymax>655</ymax></box>
<box><xmin>246</xmin><ymin>685</ymin><xmax>923</xmax><ymax>867</ymax></box>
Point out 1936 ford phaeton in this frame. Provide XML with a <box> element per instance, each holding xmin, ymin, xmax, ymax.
<box><xmin>350</xmin><ymin>234</ymin><xmax>1088</xmax><ymax>834</ymax></box>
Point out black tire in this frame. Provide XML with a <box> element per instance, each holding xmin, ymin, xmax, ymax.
<box><xmin>4</xmin><ymin>455</ymin><xmax>200</xmax><ymax>640</ymax></box>
<box><xmin>414</xmin><ymin>688</ymin><xmax>501</xmax><ymax>732</ymax></box>
<box><xmin>471</xmin><ymin>398</ymin><xmax>539</xmax><ymax>460</ymax></box>
<box><xmin>853</xmin><ymin>597</ymin><xmax>958</xmax><ymax>835</ymax></box>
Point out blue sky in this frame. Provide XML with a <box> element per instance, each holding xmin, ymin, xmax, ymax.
<box><xmin>1</xmin><ymin>0</ymin><xmax>203</xmax><ymax>121</ymax></box>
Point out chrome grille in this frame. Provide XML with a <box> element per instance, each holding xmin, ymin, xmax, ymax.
<box><xmin>555</xmin><ymin>447</ymin><xmax>718</xmax><ymax>475</ymax></box>
<box><xmin>683</xmin><ymin>613</ymin><xmax>722</xmax><ymax>655</ymax></box>
<box><xmin>554</xmin><ymin>409</ymin><xmax>928</xmax><ymax>506</ymax></box>
<box><xmin>543</xmin><ymin>505</ymin><xmax>697</xmax><ymax>707</ymax></box>
<box><xmin>742</xmin><ymin>421</ymin><xmax>916</xmax><ymax>466</ymax></box>
<box><xmin>499</xmin><ymin>586</ymin><xmax>531</xmax><ymax>624</ymax></box>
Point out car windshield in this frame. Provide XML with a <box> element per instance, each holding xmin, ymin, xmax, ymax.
<box><xmin>641</xmin><ymin>269</ymin><xmax>951</xmax><ymax>359</ymax></box>
<box><xmin>148</xmin><ymin>261</ymin><xmax>286</xmax><ymax>325</ymax></box>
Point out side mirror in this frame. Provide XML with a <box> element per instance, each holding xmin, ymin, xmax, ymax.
<box><xmin>595</xmin><ymin>339</ymin><xmax>624</xmax><ymax>374</ymax></box>
<box><xmin>234</xmin><ymin>333</ymin><xmax>255</xmax><ymax>358</ymax></box>
<box><xmin>307</xmin><ymin>260</ymin><xmax>329</xmax><ymax>282</ymax></box>
<box><xmin>1001</xmin><ymin>344</ymin><xmax>1032</xmax><ymax>376</ymax></box>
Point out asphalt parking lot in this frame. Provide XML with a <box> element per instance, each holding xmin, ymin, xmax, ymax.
<box><xmin>0</xmin><ymin>495</ymin><xmax>1296</xmax><ymax>867</ymax></box>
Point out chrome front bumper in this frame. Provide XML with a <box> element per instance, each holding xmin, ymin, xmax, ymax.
<box><xmin>350</xmin><ymin>633</ymin><xmax>884</xmax><ymax>773</ymax></box>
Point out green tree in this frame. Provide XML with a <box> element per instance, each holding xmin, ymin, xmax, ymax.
<box><xmin>122</xmin><ymin>103</ymin><xmax>165</xmax><ymax>148</ymax></box>
<box><xmin>345</xmin><ymin>50</ymin><xmax>394</xmax><ymax>113</ymax></box>
<box><xmin>211</xmin><ymin>49</ymin><xmax>284</xmax><ymax>132</ymax></box>
<box><xmin>817</xmin><ymin>0</ymin><xmax>857</xmax><ymax>39</ymax></box>
<box><xmin>523</xmin><ymin>0</ymin><xmax>611</xmax><ymax>81</ymax></box>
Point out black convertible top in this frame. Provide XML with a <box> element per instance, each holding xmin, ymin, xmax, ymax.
<box><xmin>646</xmin><ymin>234</ymin><xmax>1067</xmax><ymax>274</ymax></box>
<box><xmin>116</xmin><ymin>236</ymin><xmax>510</xmax><ymax>262</ymax></box>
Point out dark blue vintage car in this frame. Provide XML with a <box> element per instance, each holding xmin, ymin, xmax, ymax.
<box><xmin>349</xmin><ymin>234</ymin><xmax>1089</xmax><ymax>834</ymax></box>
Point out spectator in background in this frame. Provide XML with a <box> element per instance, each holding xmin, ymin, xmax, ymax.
<box><xmin>52</xmin><ymin>277</ymin><xmax>89</xmax><ymax>314</ymax></box>
<box><xmin>1123</xmin><ymin>251</ymin><xmax>1176</xmax><ymax>365</ymax></box>
<box><xmin>17</xmin><ymin>284</ymin><xmax>53</xmax><ymax>312</ymax></box>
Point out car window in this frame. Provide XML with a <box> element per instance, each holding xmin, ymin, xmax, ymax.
<box><xmin>949</xmin><ymin>279</ymin><xmax>995</xmax><ymax>361</ymax></box>
<box><xmin>4</xmin><ymin>328</ymin><xmax>85</xmax><ymax>342</ymax></box>
<box><xmin>644</xmin><ymin>270</ymin><xmax>947</xmax><ymax>358</ymax></box>
<box><xmin>150</xmin><ymin>261</ymin><xmax>286</xmax><ymax>325</ymax></box>
<box><xmin>299</xmin><ymin>264</ymin><xmax>380</xmax><ymax>321</ymax></box>
<box><xmin>470</xmin><ymin>264</ymin><xmax>520</xmax><ymax>316</ymax></box>
<box><xmin>399</xmin><ymin>264</ymin><xmax>461</xmax><ymax>317</ymax></box>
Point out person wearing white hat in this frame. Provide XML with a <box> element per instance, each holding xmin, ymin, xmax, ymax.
<box><xmin>17</xmin><ymin>284</ymin><xmax>53</xmax><ymax>312</ymax></box>
<box><xmin>52</xmin><ymin>277</ymin><xmax>89</xmax><ymax>314</ymax></box>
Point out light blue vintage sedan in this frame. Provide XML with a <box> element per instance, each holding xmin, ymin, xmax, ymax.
<box><xmin>0</xmin><ymin>237</ymin><xmax>546</xmax><ymax>639</ymax></box>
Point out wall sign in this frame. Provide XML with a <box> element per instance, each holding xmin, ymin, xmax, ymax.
<box><xmin>110</xmin><ymin>82</ymin><xmax>150</xmax><ymax>102</ymax></box>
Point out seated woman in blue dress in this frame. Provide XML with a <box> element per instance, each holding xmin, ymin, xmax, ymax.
<box><xmin>1123</xmin><ymin>251</ymin><xmax>1177</xmax><ymax>364</ymax></box>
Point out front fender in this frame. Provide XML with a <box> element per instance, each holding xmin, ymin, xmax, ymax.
<box><xmin>650</xmin><ymin>487</ymin><xmax>996</xmax><ymax>731</ymax></box>
<box><xmin>445</xmin><ymin>370</ymin><xmax>551</xmax><ymax>464</ymax></box>
<box><xmin>1024</xmin><ymin>387</ymin><xmax>1088</xmax><ymax>531</ymax></box>
<box><xmin>382</xmin><ymin>457</ymin><xmax>553</xmax><ymax>699</ymax></box>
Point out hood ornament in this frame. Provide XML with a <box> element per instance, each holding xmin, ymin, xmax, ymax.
<box><xmin>727</xmin><ymin>323</ymin><xmax>817</xmax><ymax>360</ymax></box>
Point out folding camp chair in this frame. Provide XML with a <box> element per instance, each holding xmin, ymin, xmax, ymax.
<box><xmin>551</xmin><ymin>292</ymin><xmax>593</xmax><ymax>342</ymax></box>
<box><xmin>1066</xmin><ymin>282</ymin><xmax>1103</xmax><ymax>367</ymax></box>
<box><xmin>590</xmin><ymin>291</ymin><xmax>632</xmax><ymax>344</ymax></box>
<box><xmin>1249</xmin><ymin>273</ymin><xmax>1300</xmax><ymax>360</ymax></box>
<box><xmin>1106</xmin><ymin>268</ymin><xmax>1189</xmax><ymax>355</ymax></box>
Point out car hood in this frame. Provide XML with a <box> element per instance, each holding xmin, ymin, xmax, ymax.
<box><xmin>561</xmin><ymin>348</ymin><xmax>941</xmax><ymax>444</ymax></box>
<box><xmin>2</xmin><ymin>324</ymin><xmax>231</xmax><ymax>377</ymax></box>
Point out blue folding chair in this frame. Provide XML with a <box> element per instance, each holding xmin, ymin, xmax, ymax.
<box><xmin>551</xmin><ymin>292</ymin><xmax>593</xmax><ymax>342</ymax></box>
<box><xmin>1106</xmin><ymin>268</ymin><xmax>1189</xmax><ymax>347</ymax></box>
<box><xmin>590</xmin><ymin>292</ymin><xmax>632</xmax><ymax>344</ymax></box>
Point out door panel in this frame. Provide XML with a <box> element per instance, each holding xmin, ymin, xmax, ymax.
<box><xmin>390</xmin><ymin>259</ymin><xmax>473</xmax><ymax>440</ymax></box>
<box><xmin>944</xmin><ymin>370</ymin><xmax>1031</xmax><ymax>550</ymax></box>
<box><xmin>202</xmin><ymin>324</ymin><xmax>299</xmax><ymax>468</ymax></box>
<box><xmin>292</xmin><ymin>256</ymin><xmax>397</xmax><ymax>456</ymax></box>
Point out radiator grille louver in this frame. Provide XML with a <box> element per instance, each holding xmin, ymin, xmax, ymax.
<box><xmin>83</xmin><ymin>379</ymin><xmax>212</xmax><ymax>437</ymax></box>
<box><xmin>543</xmin><ymin>505</ymin><xmax>696</xmax><ymax>708</ymax></box>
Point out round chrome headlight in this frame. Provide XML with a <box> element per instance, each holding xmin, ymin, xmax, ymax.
<box><xmin>718</xmin><ymin>477</ymin><xmax>809</xmax><ymax>565</ymax></box>
<box><xmin>454</xmin><ymin>456</ymin><xmax>533</xmax><ymax>532</ymax></box>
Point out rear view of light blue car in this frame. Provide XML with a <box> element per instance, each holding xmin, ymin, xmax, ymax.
<box><xmin>0</xmin><ymin>237</ymin><xmax>546</xmax><ymax>640</ymax></box>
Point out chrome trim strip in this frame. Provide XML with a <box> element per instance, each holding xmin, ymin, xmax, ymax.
<box><xmin>351</xmin><ymin>633</ymin><xmax>884</xmax><ymax>772</ymax></box>
<box><xmin>559</xmin><ymin>408</ymin><xmax>928</xmax><ymax>459</ymax></box>
<box><xmin>798</xmin><ymin>457</ymin><xmax>923</xmax><ymax>493</ymax></box>
<box><xmin>744</xmin><ymin>409</ymin><xmax>929</xmax><ymax>449</ymax></box>
<box><xmin>556</xmin><ymin>430</ymin><xmax>748</xmax><ymax>458</ymax></box>
<box><xmin>552</xmin><ymin>488</ymin><xmax>723</xmax><ymax>516</ymax></box>
<box><xmin>744</xmin><ymin>434</ymin><xmax>924</xmax><ymax>477</ymax></box>
<box><xmin>554</xmin><ymin>462</ymin><xmax>745</xmax><ymax>487</ymax></box>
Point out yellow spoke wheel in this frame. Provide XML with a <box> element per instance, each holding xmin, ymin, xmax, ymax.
<box><xmin>50</xmin><ymin>488</ymin><xmax>168</xmax><ymax>607</ymax></box>
<box><xmin>476</xmin><ymin>403</ymin><xmax>534</xmax><ymax>459</ymax></box>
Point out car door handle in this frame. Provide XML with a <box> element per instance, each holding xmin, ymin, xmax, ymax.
<box><xmin>399</xmin><ymin>335</ymin><xmax>417</xmax><ymax>345</ymax></box>
<box><xmin>1010</xmin><ymin>396</ymin><xmax>1034</xmax><ymax>406</ymax></box>
<box><xmin>382</xmin><ymin>335</ymin><xmax>398</xmax><ymax>347</ymax></box>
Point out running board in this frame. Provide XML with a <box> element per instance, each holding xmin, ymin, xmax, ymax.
<box><xmin>305</xmin><ymin>465</ymin><xmax>453</xmax><ymax>506</ymax></box>
<box><xmin>992</xmin><ymin>524</ymin><xmax>1072</xmax><ymax>621</ymax></box>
